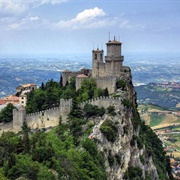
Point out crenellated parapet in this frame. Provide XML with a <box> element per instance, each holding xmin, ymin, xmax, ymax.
<box><xmin>79</xmin><ymin>96</ymin><xmax>122</xmax><ymax>109</ymax></box>
<box><xmin>0</xmin><ymin>99</ymin><xmax>72</xmax><ymax>133</ymax></box>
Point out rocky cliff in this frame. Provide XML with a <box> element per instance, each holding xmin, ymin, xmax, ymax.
<box><xmin>89</xmin><ymin>76</ymin><xmax>172</xmax><ymax>179</ymax></box>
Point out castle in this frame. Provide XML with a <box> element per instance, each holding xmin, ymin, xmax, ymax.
<box><xmin>0</xmin><ymin>37</ymin><xmax>132</xmax><ymax>133</ymax></box>
<box><xmin>62</xmin><ymin>37</ymin><xmax>131</xmax><ymax>93</ymax></box>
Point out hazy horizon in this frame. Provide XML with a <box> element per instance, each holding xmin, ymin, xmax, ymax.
<box><xmin>0</xmin><ymin>1</ymin><xmax>179</xmax><ymax>55</ymax></box>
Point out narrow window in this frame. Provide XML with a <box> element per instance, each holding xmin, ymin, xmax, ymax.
<box><xmin>95</xmin><ymin>54</ymin><xmax>97</xmax><ymax>60</ymax></box>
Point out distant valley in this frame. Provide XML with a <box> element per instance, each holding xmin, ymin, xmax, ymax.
<box><xmin>0</xmin><ymin>53</ymin><xmax>180</xmax><ymax>99</ymax></box>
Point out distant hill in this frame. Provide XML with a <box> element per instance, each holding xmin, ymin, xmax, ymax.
<box><xmin>135</xmin><ymin>82</ymin><xmax>180</xmax><ymax>109</ymax></box>
<box><xmin>138</xmin><ymin>104</ymin><xmax>180</xmax><ymax>129</ymax></box>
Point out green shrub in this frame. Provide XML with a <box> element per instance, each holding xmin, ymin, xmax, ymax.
<box><xmin>107</xmin><ymin>105</ymin><xmax>116</xmax><ymax>116</ymax></box>
<box><xmin>124</xmin><ymin>166</ymin><xmax>142</xmax><ymax>180</ymax></box>
<box><xmin>108</xmin><ymin>150</ymin><xmax>114</xmax><ymax>167</ymax></box>
<box><xmin>140</xmin><ymin>155</ymin><xmax>145</xmax><ymax>164</ymax></box>
<box><xmin>116</xmin><ymin>80</ymin><xmax>126</xmax><ymax>90</ymax></box>
<box><xmin>100</xmin><ymin>119</ymin><xmax>118</xmax><ymax>142</ymax></box>
<box><xmin>122</xmin><ymin>99</ymin><xmax>132</xmax><ymax>108</ymax></box>
<box><xmin>82</xmin><ymin>138</ymin><xmax>98</xmax><ymax>157</ymax></box>
<box><xmin>83</xmin><ymin>104</ymin><xmax>105</xmax><ymax>119</ymax></box>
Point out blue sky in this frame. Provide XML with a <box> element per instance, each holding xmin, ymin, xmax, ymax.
<box><xmin>0</xmin><ymin>0</ymin><xmax>180</xmax><ymax>55</ymax></box>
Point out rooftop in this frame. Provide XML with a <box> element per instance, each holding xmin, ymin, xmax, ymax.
<box><xmin>3</xmin><ymin>95</ymin><xmax>19</xmax><ymax>101</ymax></box>
<box><xmin>106</xmin><ymin>37</ymin><xmax>122</xmax><ymax>45</ymax></box>
<box><xmin>16</xmin><ymin>83</ymin><xmax>36</xmax><ymax>89</ymax></box>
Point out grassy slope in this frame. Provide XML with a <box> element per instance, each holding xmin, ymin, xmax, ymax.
<box><xmin>138</xmin><ymin>104</ymin><xmax>180</xmax><ymax>129</ymax></box>
<box><xmin>139</xmin><ymin>104</ymin><xmax>180</xmax><ymax>158</ymax></box>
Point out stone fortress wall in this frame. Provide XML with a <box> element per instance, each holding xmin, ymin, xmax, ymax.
<box><xmin>0</xmin><ymin>96</ymin><xmax>123</xmax><ymax>134</ymax></box>
<box><xmin>0</xmin><ymin>99</ymin><xmax>72</xmax><ymax>133</ymax></box>
<box><xmin>79</xmin><ymin>96</ymin><xmax>122</xmax><ymax>109</ymax></box>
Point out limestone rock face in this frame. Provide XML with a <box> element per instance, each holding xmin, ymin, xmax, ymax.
<box><xmin>91</xmin><ymin>79</ymin><xmax>160</xmax><ymax>180</ymax></box>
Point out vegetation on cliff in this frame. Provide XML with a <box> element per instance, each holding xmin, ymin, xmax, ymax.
<box><xmin>26</xmin><ymin>77</ymin><xmax>108</xmax><ymax>114</ymax></box>
<box><xmin>0</xmin><ymin>78</ymin><xmax>173</xmax><ymax>179</ymax></box>
<box><xmin>0</xmin><ymin>119</ymin><xmax>107</xmax><ymax>180</ymax></box>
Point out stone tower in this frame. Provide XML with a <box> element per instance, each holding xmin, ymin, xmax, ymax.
<box><xmin>105</xmin><ymin>37</ymin><xmax>124</xmax><ymax>76</ymax></box>
<box><xmin>13</xmin><ymin>107</ymin><xmax>26</xmax><ymax>131</ymax></box>
<box><xmin>61</xmin><ymin>69</ymin><xmax>72</xmax><ymax>86</ymax></box>
<box><xmin>92</xmin><ymin>48</ymin><xmax>104</xmax><ymax>77</ymax></box>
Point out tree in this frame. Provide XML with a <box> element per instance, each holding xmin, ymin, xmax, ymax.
<box><xmin>21</xmin><ymin>122</ymin><xmax>31</xmax><ymax>153</ymax></box>
<box><xmin>0</xmin><ymin>103</ymin><xmax>16</xmax><ymax>123</ymax></box>
<box><xmin>40</xmin><ymin>82</ymin><xmax>45</xmax><ymax>90</ymax></box>
<box><xmin>104</xmin><ymin>87</ymin><xmax>109</xmax><ymax>97</ymax></box>
<box><xmin>77</xmin><ymin>78</ymin><xmax>97</xmax><ymax>102</ymax></box>
<box><xmin>59</xmin><ymin>74</ymin><xmax>63</xmax><ymax>88</ymax></box>
<box><xmin>68</xmin><ymin>99</ymin><xmax>83</xmax><ymax>119</ymax></box>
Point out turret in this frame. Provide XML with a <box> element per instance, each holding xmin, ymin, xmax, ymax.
<box><xmin>105</xmin><ymin>37</ymin><xmax>124</xmax><ymax>76</ymax></box>
<box><xmin>13</xmin><ymin>107</ymin><xmax>26</xmax><ymax>131</ymax></box>
<box><xmin>105</xmin><ymin>37</ymin><xmax>124</xmax><ymax>64</ymax></box>
<box><xmin>61</xmin><ymin>69</ymin><xmax>72</xmax><ymax>86</ymax></box>
<box><xmin>92</xmin><ymin>48</ymin><xmax>104</xmax><ymax>77</ymax></box>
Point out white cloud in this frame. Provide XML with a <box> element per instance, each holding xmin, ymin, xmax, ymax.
<box><xmin>30</xmin><ymin>16</ymin><xmax>39</xmax><ymax>21</ymax></box>
<box><xmin>0</xmin><ymin>0</ymin><xmax>28</xmax><ymax>17</ymax></box>
<box><xmin>75</xmin><ymin>7</ymin><xmax>106</xmax><ymax>22</ymax></box>
<box><xmin>0</xmin><ymin>0</ymin><xmax>67</xmax><ymax>30</ymax></box>
<box><xmin>55</xmin><ymin>7</ymin><xmax>107</xmax><ymax>29</ymax></box>
<box><xmin>39</xmin><ymin>0</ymin><xmax>68</xmax><ymax>5</ymax></box>
<box><xmin>53</xmin><ymin>7</ymin><xmax>142</xmax><ymax>30</ymax></box>
<box><xmin>0</xmin><ymin>0</ymin><xmax>68</xmax><ymax>17</ymax></box>
<box><xmin>7</xmin><ymin>16</ymin><xmax>42</xmax><ymax>30</ymax></box>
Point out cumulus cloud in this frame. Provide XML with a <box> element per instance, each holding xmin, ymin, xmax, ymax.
<box><xmin>0</xmin><ymin>0</ymin><xmax>67</xmax><ymax>30</ymax></box>
<box><xmin>75</xmin><ymin>7</ymin><xmax>106</xmax><ymax>22</ymax></box>
<box><xmin>0</xmin><ymin>0</ymin><xmax>67</xmax><ymax>17</ymax></box>
<box><xmin>53</xmin><ymin>7</ymin><xmax>141</xmax><ymax>30</ymax></box>
<box><xmin>55</xmin><ymin>7</ymin><xmax>107</xmax><ymax>29</ymax></box>
<box><xmin>0</xmin><ymin>0</ymin><xmax>28</xmax><ymax>17</ymax></box>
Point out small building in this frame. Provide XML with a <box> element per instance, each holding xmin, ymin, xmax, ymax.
<box><xmin>2</xmin><ymin>95</ymin><xmax>19</xmax><ymax>105</ymax></box>
<box><xmin>15</xmin><ymin>83</ymin><xmax>37</xmax><ymax>107</ymax></box>
<box><xmin>16</xmin><ymin>83</ymin><xmax>37</xmax><ymax>95</ymax></box>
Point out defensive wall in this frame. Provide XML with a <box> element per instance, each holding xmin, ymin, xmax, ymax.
<box><xmin>0</xmin><ymin>96</ymin><xmax>123</xmax><ymax>134</ymax></box>
<box><xmin>0</xmin><ymin>99</ymin><xmax>72</xmax><ymax>134</ymax></box>
<box><xmin>80</xmin><ymin>96</ymin><xmax>122</xmax><ymax>109</ymax></box>
<box><xmin>94</xmin><ymin>76</ymin><xmax>117</xmax><ymax>94</ymax></box>
<box><xmin>0</xmin><ymin>122</ymin><xmax>13</xmax><ymax>132</ymax></box>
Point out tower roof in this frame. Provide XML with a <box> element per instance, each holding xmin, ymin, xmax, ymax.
<box><xmin>106</xmin><ymin>40</ymin><xmax>121</xmax><ymax>45</ymax></box>
<box><xmin>106</xmin><ymin>36</ymin><xmax>122</xmax><ymax>45</ymax></box>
